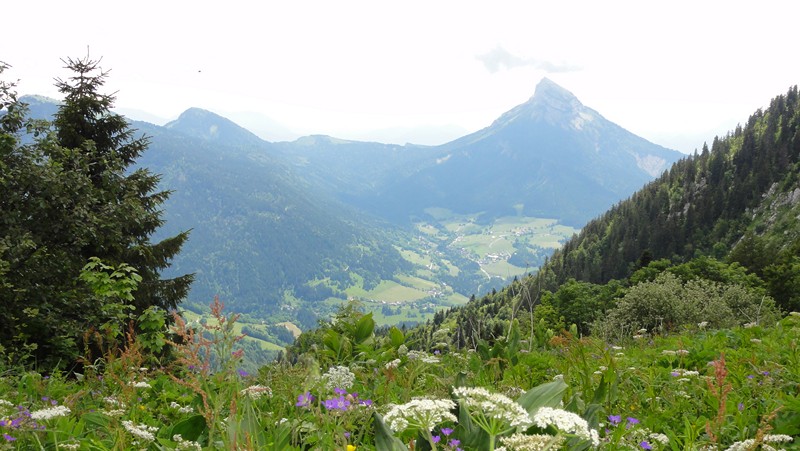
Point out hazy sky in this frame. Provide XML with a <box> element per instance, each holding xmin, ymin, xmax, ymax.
<box><xmin>4</xmin><ymin>1</ymin><xmax>799</xmax><ymax>153</ymax></box>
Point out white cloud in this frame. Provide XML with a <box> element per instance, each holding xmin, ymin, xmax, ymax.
<box><xmin>477</xmin><ymin>46</ymin><xmax>580</xmax><ymax>74</ymax></box>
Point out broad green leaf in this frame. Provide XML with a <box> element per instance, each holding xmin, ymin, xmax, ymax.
<box><xmin>354</xmin><ymin>312</ymin><xmax>375</xmax><ymax>344</ymax></box>
<box><xmin>388</xmin><ymin>326</ymin><xmax>405</xmax><ymax>347</ymax></box>
<box><xmin>373</xmin><ymin>412</ymin><xmax>408</xmax><ymax>451</ymax></box>
<box><xmin>168</xmin><ymin>414</ymin><xmax>208</xmax><ymax>442</ymax></box>
<box><xmin>516</xmin><ymin>379</ymin><xmax>568</xmax><ymax>414</ymax></box>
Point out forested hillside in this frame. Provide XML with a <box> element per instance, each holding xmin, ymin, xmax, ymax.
<box><xmin>410</xmin><ymin>85</ymin><xmax>800</xmax><ymax>349</ymax></box>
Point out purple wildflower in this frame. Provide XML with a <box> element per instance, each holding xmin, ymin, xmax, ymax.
<box><xmin>3</xmin><ymin>434</ymin><xmax>15</xmax><ymax>442</ymax></box>
<box><xmin>608</xmin><ymin>414</ymin><xmax>622</xmax><ymax>425</ymax></box>
<box><xmin>441</xmin><ymin>427</ymin><xmax>454</xmax><ymax>436</ymax></box>
<box><xmin>296</xmin><ymin>392</ymin><xmax>314</xmax><ymax>407</ymax></box>
<box><xmin>334</xmin><ymin>387</ymin><xmax>348</xmax><ymax>395</ymax></box>
<box><xmin>432</xmin><ymin>435</ymin><xmax>441</xmax><ymax>443</ymax></box>
<box><xmin>640</xmin><ymin>441</ymin><xmax>653</xmax><ymax>450</ymax></box>
<box><xmin>237</xmin><ymin>368</ymin><xmax>249</xmax><ymax>378</ymax></box>
<box><xmin>323</xmin><ymin>396</ymin><xmax>350</xmax><ymax>411</ymax></box>
<box><xmin>449</xmin><ymin>438</ymin><xmax>461</xmax><ymax>447</ymax></box>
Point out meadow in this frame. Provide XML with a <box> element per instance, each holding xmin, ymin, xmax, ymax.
<box><xmin>0</xmin><ymin>299</ymin><xmax>798</xmax><ymax>450</ymax></box>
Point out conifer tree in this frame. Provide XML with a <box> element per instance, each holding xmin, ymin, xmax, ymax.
<box><xmin>0</xmin><ymin>57</ymin><xmax>192</xmax><ymax>368</ymax></box>
<box><xmin>51</xmin><ymin>56</ymin><xmax>193</xmax><ymax>314</ymax></box>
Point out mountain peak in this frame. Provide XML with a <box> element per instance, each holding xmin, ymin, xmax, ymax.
<box><xmin>488</xmin><ymin>77</ymin><xmax>588</xmax><ymax>131</ymax></box>
<box><xmin>165</xmin><ymin>107</ymin><xmax>266</xmax><ymax>146</ymax></box>
<box><xmin>532</xmin><ymin>77</ymin><xmax>579</xmax><ymax>102</ymax></box>
<box><xmin>528</xmin><ymin>77</ymin><xmax>584</xmax><ymax>114</ymax></box>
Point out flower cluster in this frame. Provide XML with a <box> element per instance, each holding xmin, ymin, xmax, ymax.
<box><xmin>169</xmin><ymin>401</ymin><xmax>195</xmax><ymax>414</ymax></box>
<box><xmin>407</xmin><ymin>350</ymin><xmax>440</xmax><ymax>364</ymax></box>
<box><xmin>321</xmin><ymin>388</ymin><xmax>373</xmax><ymax>412</ymax></box>
<box><xmin>382</xmin><ymin>398</ymin><xmax>457</xmax><ymax>433</ymax></box>
<box><xmin>498</xmin><ymin>433</ymin><xmax>565</xmax><ymax>450</ymax></box>
<box><xmin>322</xmin><ymin>365</ymin><xmax>355</xmax><ymax>391</ymax></box>
<box><xmin>725</xmin><ymin>434</ymin><xmax>793</xmax><ymax>451</ymax></box>
<box><xmin>122</xmin><ymin>420</ymin><xmax>159</xmax><ymax>442</ymax></box>
<box><xmin>240</xmin><ymin>384</ymin><xmax>272</xmax><ymax>400</ymax></box>
<box><xmin>532</xmin><ymin>407</ymin><xmax>600</xmax><ymax>446</ymax></box>
<box><xmin>29</xmin><ymin>405</ymin><xmax>70</xmax><ymax>421</ymax></box>
<box><xmin>173</xmin><ymin>433</ymin><xmax>203</xmax><ymax>450</ymax></box>
<box><xmin>452</xmin><ymin>386</ymin><xmax>532</xmax><ymax>429</ymax></box>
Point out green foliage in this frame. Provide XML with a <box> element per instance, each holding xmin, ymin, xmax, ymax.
<box><xmin>287</xmin><ymin>301</ymin><xmax>379</xmax><ymax>366</ymax></box>
<box><xmin>593</xmin><ymin>272</ymin><xmax>780</xmax><ymax>340</ymax></box>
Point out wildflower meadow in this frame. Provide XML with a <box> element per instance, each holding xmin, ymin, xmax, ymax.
<box><xmin>1</xmin><ymin>300</ymin><xmax>799</xmax><ymax>450</ymax></box>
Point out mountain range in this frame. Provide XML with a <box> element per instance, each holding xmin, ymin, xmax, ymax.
<box><xmin>411</xmin><ymin>84</ymin><xmax>800</xmax><ymax>350</ymax></box>
<box><xmin>20</xmin><ymin>78</ymin><xmax>683</xmax><ymax>331</ymax></box>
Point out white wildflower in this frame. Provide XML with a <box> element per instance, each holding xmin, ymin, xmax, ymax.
<box><xmin>30</xmin><ymin>405</ymin><xmax>71</xmax><ymax>420</ymax></box>
<box><xmin>649</xmin><ymin>432</ymin><xmax>670</xmax><ymax>445</ymax></box>
<box><xmin>532</xmin><ymin>407</ymin><xmax>599</xmax><ymax>446</ymax></box>
<box><xmin>0</xmin><ymin>399</ymin><xmax>13</xmax><ymax>408</ymax></box>
<box><xmin>129</xmin><ymin>381</ymin><xmax>151</xmax><ymax>388</ymax></box>
<box><xmin>382</xmin><ymin>398</ymin><xmax>457</xmax><ymax>433</ymax></box>
<box><xmin>684</xmin><ymin>370</ymin><xmax>699</xmax><ymax>377</ymax></box>
<box><xmin>750</xmin><ymin>338</ymin><xmax>762</xmax><ymax>343</ymax></box>
<box><xmin>173</xmin><ymin>434</ymin><xmax>202</xmax><ymax>451</ymax></box>
<box><xmin>453</xmin><ymin>386</ymin><xmax>532</xmax><ymax>429</ymax></box>
<box><xmin>611</xmin><ymin>345</ymin><xmax>623</xmax><ymax>351</ymax></box>
<box><xmin>322</xmin><ymin>365</ymin><xmax>355</xmax><ymax>391</ymax></box>
<box><xmin>103</xmin><ymin>396</ymin><xmax>125</xmax><ymax>407</ymax></box>
<box><xmin>169</xmin><ymin>401</ymin><xmax>194</xmax><ymax>414</ymax></box>
<box><xmin>676</xmin><ymin>349</ymin><xmax>689</xmax><ymax>356</ymax></box>
<box><xmin>102</xmin><ymin>408</ymin><xmax>126</xmax><ymax>417</ymax></box>
<box><xmin>421</xmin><ymin>355</ymin><xmax>440</xmax><ymax>364</ymax></box>
<box><xmin>500</xmin><ymin>432</ymin><xmax>565</xmax><ymax>450</ymax></box>
<box><xmin>59</xmin><ymin>443</ymin><xmax>80</xmax><ymax>450</ymax></box>
<box><xmin>122</xmin><ymin>420</ymin><xmax>158</xmax><ymax>442</ymax></box>
<box><xmin>661</xmin><ymin>350</ymin><xmax>677</xmax><ymax>356</ymax></box>
<box><xmin>552</xmin><ymin>374</ymin><xmax>564</xmax><ymax>381</ymax></box>
<box><xmin>397</xmin><ymin>344</ymin><xmax>409</xmax><ymax>356</ymax></box>
<box><xmin>763</xmin><ymin>434</ymin><xmax>793</xmax><ymax>443</ymax></box>
<box><xmin>743</xmin><ymin>322</ymin><xmax>757</xmax><ymax>329</ymax></box>
<box><xmin>698</xmin><ymin>321</ymin><xmax>709</xmax><ymax>329</ymax></box>
<box><xmin>385</xmin><ymin>358</ymin><xmax>401</xmax><ymax>370</ymax></box>
<box><xmin>789</xmin><ymin>311</ymin><xmax>800</xmax><ymax>317</ymax></box>
<box><xmin>240</xmin><ymin>384</ymin><xmax>272</xmax><ymax>400</ymax></box>
<box><xmin>407</xmin><ymin>350</ymin><xmax>440</xmax><ymax>363</ymax></box>
<box><xmin>724</xmin><ymin>439</ymin><xmax>779</xmax><ymax>451</ymax></box>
